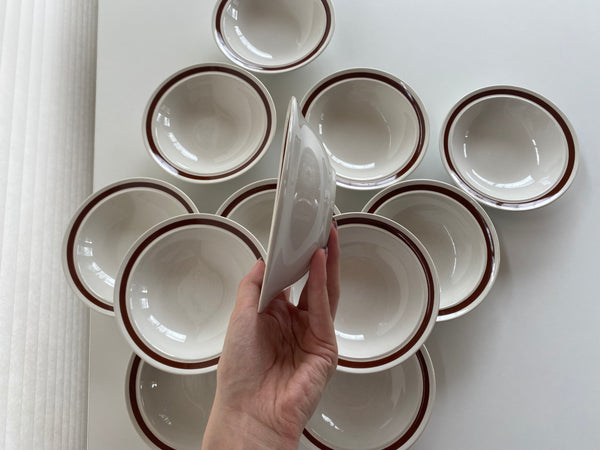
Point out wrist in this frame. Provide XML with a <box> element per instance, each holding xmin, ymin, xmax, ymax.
<box><xmin>203</xmin><ymin>400</ymin><xmax>300</xmax><ymax>450</ymax></box>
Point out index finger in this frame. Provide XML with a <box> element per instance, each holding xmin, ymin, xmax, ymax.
<box><xmin>326</xmin><ymin>221</ymin><xmax>340</xmax><ymax>319</ymax></box>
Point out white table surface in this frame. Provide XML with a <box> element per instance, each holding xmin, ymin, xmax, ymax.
<box><xmin>89</xmin><ymin>0</ymin><xmax>600</xmax><ymax>448</ymax></box>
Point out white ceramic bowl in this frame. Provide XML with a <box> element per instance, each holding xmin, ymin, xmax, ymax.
<box><xmin>114</xmin><ymin>213</ymin><xmax>265</xmax><ymax>374</ymax></box>
<box><xmin>62</xmin><ymin>178</ymin><xmax>198</xmax><ymax>315</ymax></box>
<box><xmin>440</xmin><ymin>85</ymin><xmax>579</xmax><ymax>210</ymax></box>
<box><xmin>334</xmin><ymin>213</ymin><xmax>439</xmax><ymax>373</ymax></box>
<box><xmin>212</xmin><ymin>0</ymin><xmax>335</xmax><ymax>73</ymax></box>
<box><xmin>364</xmin><ymin>179</ymin><xmax>500</xmax><ymax>321</ymax></box>
<box><xmin>217</xmin><ymin>177</ymin><xmax>342</xmax><ymax>250</ymax></box>
<box><xmin>301</xmin><ymin>346</ymin><xmax>436</xmax><ymax>450</ymax></box>
<box><xmin>217</xmin><ymin>178</ymin><xmax>341</xmax><ymax>305</ymax></box>
<box><xmin>143</xmin><ymin>63</ymin><xmax>276</xmax><ymax>183</ymax></box>
<box><xmin>258</xmin><ymin>97</ymin><xmax>336</xmax><ymax>312</ymax></box>
<box><xmin>301</xmin><ymin>69</ymin><xmax>429</xmax><ymax>190</ymax></box>
<box><xmin>125</xmin><ymin>354</ymin><xmax>217</xmax><ymax>449</ymax></box>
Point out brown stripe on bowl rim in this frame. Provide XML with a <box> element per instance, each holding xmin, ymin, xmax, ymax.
<box><xmin>218</xmin><ymin>179</ymin><xmax>278</xmax><ymax>218</ymax></box>
<box><xmin>302</xmin><ymin>349</ymin><xmax>433</xmax><ymax>450</ymax></box>
<box><xmin>441</xmin><ymin>86</ymin><xmax>578</xmax><ymax>210</ymax></box>
<box><xmin>143</xmin><ymin>65</ymin><xmax>274</xmax><ymax>181</ymax></box>
<box><xmin>117</xmin><ymin>215</ymin><xmax>263</xmax><ymax>371</ymax></box>
<box><xmin>301</xmin><ymin>70</ymin><xmax>428</xmax><ymax>189</ymax></box>
<box><xmin>126</xmin><ymin>355</ymin><xmax>176</xmax><ymax>450</ymax></box>
<box><xmin>64</xmin><ymin>180</ymin><xmax>196</xmax><ymax>314</ymax></box>
<box><xmin>213</xmin><ymin>0</ymin><xmax>334</xmax><ymax>72</ymax></box>
<box><xmin>365</xmin><ymin>181</ymin><xmax>499</xmax><ymax>319</ymax></box>
<box><xmin>334</xmin><ymin>214</ymin><xmax>437</xmax><ymax>370</ymax></box>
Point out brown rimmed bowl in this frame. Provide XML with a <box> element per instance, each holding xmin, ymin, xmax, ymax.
<box><xmin>364</xmin><ymin>179</ymin><xmax>500</xmax><ymax>321</ymax></box>
<box><xmin>301</xmin><ymin>346</ymin><xmax>436</xmax><ymax>450</ymax></box>
<box><xmin>301</xmin><ymin>69</ymin><xmax>429</xmax><ymax>190</ymax></box>
<box><xmin>114</xmin><ymin>213</ymin><xmax>265</xmax><ymax>374</ymax></box>
<box><xmin>62</xmin><ymin>178</ymin><xmax>197</xmax><ymax>315</ymax></box>
<box><xmin>142</xmin><ymin>64</ymin><xmax>276</xmax><ymax>183</ymax></box>
<box><xmin>440</xmin><ymin>85</ymin><xmax>579</xmax><ymax>210</ymax></box>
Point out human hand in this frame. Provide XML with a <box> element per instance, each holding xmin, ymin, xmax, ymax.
<box><xmin>202</xmin><ymin>223</ymin><xmax>340</xmax><ymax>449</ymax></box>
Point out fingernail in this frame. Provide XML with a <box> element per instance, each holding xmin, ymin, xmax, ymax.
<box><xmin>258</xmin><ymin>256</ymin><xmax>264</xmax><ymax>262</ymax></box>
<box><xmin>332</xmin><ymin>217</ymin><xmax>338</xmax><ymax>229</ymax></box>
<box><xmin>324</xmin><ymin>245</ymin><xmax>329</xmax><ymax>255</ymax></box>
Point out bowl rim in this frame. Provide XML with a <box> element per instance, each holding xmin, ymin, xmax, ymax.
<box><xmin>142</xmin><ymin>63</ymin><xmax>276</xmax><ymax>183</ymax></box>
<box><xmin>114</xmin><ymin>213</ymin><xmax>265</xmax><ymax>374</ymax></box>
<box><xmin>439</xmin><ymin>85</ymin><xmax>579</xmax><ymax>210</ymax></box>
<box><xmin>211</xmin><ymin>0</ymin><xmax>335</xmax><ymax>73</ymax></box>
<box><xmin>300</xmin><ymin>68</ymin><xmax>430</xmax><ymax>190</ymax></box>
<box><xmin>301</xmin><ymin>346</ymin><xmax>436</xmax><ymax>450</ymax></box>
<box><xmin>61</xmin><ymin>177</ymin><xmax>198</xmax><ymax>316</ymax></box>
<box><xmin>363</xmin><ymin>179</ymin><xmax>501</xmax><ymax>321</ymax></box>
<box><xmin>333</xmin><ymin>212</ymin><xmax>439</xmax><ymax>372</ymax></box>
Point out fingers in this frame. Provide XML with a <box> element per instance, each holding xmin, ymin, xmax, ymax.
<box><xmin>236</xmin><ymin>259</ymin><xmax>265</xmax><ymax>309</ymax></box>
<box><xmin>325</xmin><ymin>223</ymin><xmax>340</xmax><ymax>319</ymax></box>
<box><xmin>297</xmin><ymin>223</ymin><xmax>340</xmax><ymax>317</ymax></box>
<box><xmin>305</xmin><ymin>247</ymin><xmax>335</xmax><ymax>340</ymax></box>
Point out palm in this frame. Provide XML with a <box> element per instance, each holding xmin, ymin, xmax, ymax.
<box><xmin>215</xmin><ymin>228</ymin><xmax>340</xmax><ymax>444</ymax></box>
<box><xmin>217</xmin><ymin>291</ymin><xmax>337</xmax><ymax>439</ymax></box>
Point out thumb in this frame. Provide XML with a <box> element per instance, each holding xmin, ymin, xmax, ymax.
<box><xmin>236</xmin><ymin>259</ymin><xmax>265</xmax><ymax>309</ymax></box>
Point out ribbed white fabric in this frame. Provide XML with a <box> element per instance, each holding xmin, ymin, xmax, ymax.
<box><xmin>0</xmin><ymin>0</ymin><xmax>97</xmax><ymax>448</ymax></box>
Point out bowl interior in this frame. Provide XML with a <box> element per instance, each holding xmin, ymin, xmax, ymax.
<box><xmin>336</xmin><ymin>223</ymin><xmax>428</xmax><ymax>360</ymax></box>
<box><xmin>305</xmin><ymin>77</ymin><xmax>420</xmax><ymax>184</ymax></box>
<box><xmin>74</xmin><ymin>188</ymin><xmax>192</xmax><ymax>303</ymax></box>
<box><xmin>125</xmin><ymin>224</ymin><xmax>256</xmax><ymax>361</ymax></box>
<box><xmin>448</xmin><ymin>95</ymin><xmax>568</xmax><ymax>202</ymax></box>
<box><xmin>304</xmin><ymin>350</ymin><xmax>428</xmax><ymax>449</ymax></box>
<box><xmin>218</xmin><ymin>0</ymin><xmax>329</xmax><ymax>68</ymax></box>
<box><xmin>226</xmin><ymin>190</ymin><xmax>276</xmax><ymax>249</ymax></box>
<box><xmin>131</xmin><ymin>357</ymin><xmax>216</xmax><ymax>449</ymax></box>
<box><xmin>151</xmin><ymin>71</ymin><xmax>268</xmax><ymax>176</ymax></box>
<box><xmin>374</xmin><ymin>190</ymin><xmax>487</xmax><ymax>310</ymax></box>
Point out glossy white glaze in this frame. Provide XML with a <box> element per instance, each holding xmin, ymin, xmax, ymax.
<box><xmin>216</xmin><ymin>178</ymin><xmax>279</xmax><ymax>249</ymax></box>
<box><xmin>62</xmin><ymin>178</ymin><xmax>198</xmax><ymax>315</ymax></box>
<box><xmin>114</xmin><ymin>213</ymin><xmax>265</xmax><ymax>374</ymax></box>
<box><xmin>302</xmin><ymin>69</ymin><xmax>429</xmax><ymax>190</ymax></box>
<box><xmin>218</xmin><ymin>177</ymin><xmax>342</xmax><ymax>306</ymax></box>
<box><xmin>143</xmin><ymin>64</ymin><xmax>276</xmax><ymax>183</ymax></box>
<box><xmin>364</xmin><ymin>180</ymin><xmax>500</xmax><ymax>321</ymax></box>
<box><xmin>302</xmin><ymin>346</ymin><xmax>436</xmax><ymax>450</ymax></box>
<box><xmin>258</xmin><ymin>97</ymin><xmax>336</xmax><ymax>312</ymax></box>
<box><xmin>125</xmin><ymin>355</ymin><xmax>217</xmax><ymax>449</ymax></box>
<box><xmin>334</xmin><ymin>213</ymin><xmax>439</xmax><ymax>373</ymax></box>
<box><xmin>213</xmin><ymin>0</ymin><xmax>335</xmax><ymax>73</ymax></box>
<box><xmin>441</xmin><ymin>86</ymin><xmax>579</xmax><ymax>210</ymax></box>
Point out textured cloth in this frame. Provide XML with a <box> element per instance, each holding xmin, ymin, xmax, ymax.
<box><xmin>0</xmin><ymin>0</ymin><xmax>97</xmax><ymax>448</ymax></box>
